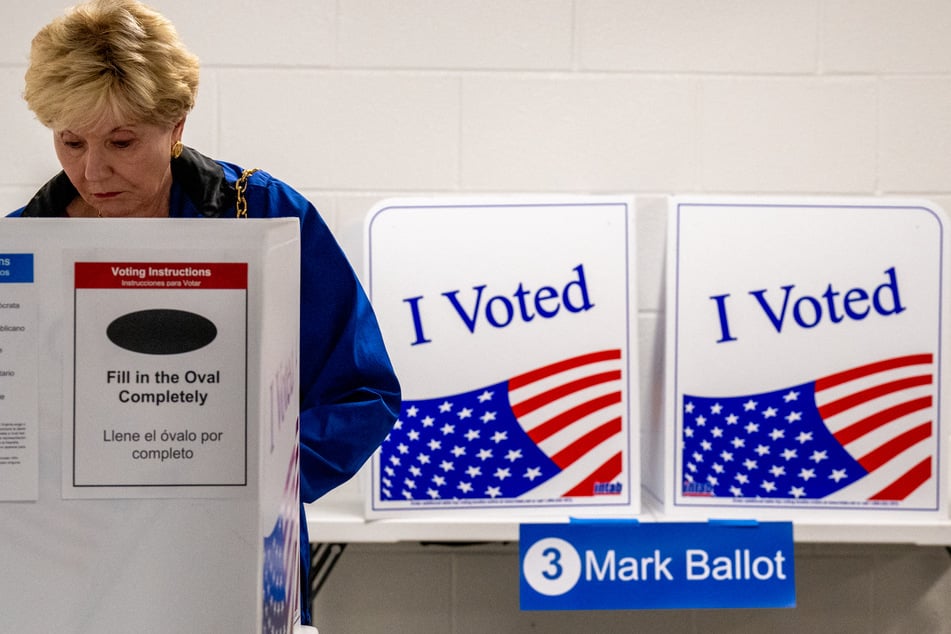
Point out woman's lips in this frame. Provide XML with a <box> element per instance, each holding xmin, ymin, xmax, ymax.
<box><xmin>93</xmin><ymin>192</ymin><xmax>120</xmax><ymax>199</ymax></box>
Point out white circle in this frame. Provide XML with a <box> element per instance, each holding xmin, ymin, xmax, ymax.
<box><xmin>522</xmin><ymin>537</ymin><xmax>582</xmax><ymax>596</ymax></box>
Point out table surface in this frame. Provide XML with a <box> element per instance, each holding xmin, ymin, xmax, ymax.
<box><xmin>305</xmin><ymin>478</ymin><xmax>951</xmax><ymax>546</ymax></box>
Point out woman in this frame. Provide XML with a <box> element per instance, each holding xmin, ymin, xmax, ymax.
<box><xmin>9</xmin><ymin>0</ymin><xmax>401</xmax><ymax>625</ymax></box>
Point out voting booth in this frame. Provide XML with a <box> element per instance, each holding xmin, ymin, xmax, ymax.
<box><xmin>363</xmin><ymin>197</ymin><xmax>640</xmax><ymax>519</ymax></box>
<box><xmin>0</xmin><ymin>219</ymin><xmax>301</xmax><ymax>633</ymax></box>
<box><xmin>648</xmin><ymin>197</ymin><xmax>950</xmax><ymax>522</ymax></box>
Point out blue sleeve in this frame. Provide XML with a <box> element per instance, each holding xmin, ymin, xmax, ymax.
<box><xmin>257</xmin><ymin>179</ymin><xmax>401</xmax><ymax>502</ymax></box>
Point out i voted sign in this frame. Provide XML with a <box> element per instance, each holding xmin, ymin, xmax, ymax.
<box><xmin>520</xmin><ymin>521</ymin><xmax>795</xmax><ymax>610</ymax></box>
<box><xmin>364</xmin><ymin>197</ymin><xmax>638</xmax><ymax>517</ymax></box>
<box><xmin>664</xmin><ymin>198</ymin><xmax>948</xmax><ymax>516</ymax></box>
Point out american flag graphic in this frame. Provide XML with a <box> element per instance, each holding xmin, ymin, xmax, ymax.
<box><xmin>681</xmin><ymin>354</ymin><xmax>936</xmax><ymax>503</ymax></box>
<box><xmin>378</xmin><ymin>349</ymin><xmax>627</xmax><ymax>503</ymax></box>
<box><xmin>262</xmin><ymin>417</ymin><xmax>300</xmax><ymax>633</ymax></box>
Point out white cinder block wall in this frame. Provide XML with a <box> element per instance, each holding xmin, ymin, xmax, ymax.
<box><xmin>4</xmin><ymin>2</ymin><xmax>951</xmax><ymax>632</ymax></box>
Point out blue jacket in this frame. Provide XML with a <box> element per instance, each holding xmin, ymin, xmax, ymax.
<box><xmin>10</xmin><ymin>146</ymin><xmax>401</xmax><ymax>624</ymax></box>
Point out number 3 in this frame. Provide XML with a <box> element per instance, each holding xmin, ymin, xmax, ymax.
<box><xmin>541</xmin><ymin>546</ymin><xmax>563</xmax><ymax>580</ymax></box>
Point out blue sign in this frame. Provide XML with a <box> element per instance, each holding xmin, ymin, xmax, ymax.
<box><xmin>0</xmin><ymin>254</ymin><xmax>34</xmax><ymax>283</ymax></box>
<box><xmin>520</xmin><ymin>520</ymin><xmax>795</xmax><ymax>610</ymax></box>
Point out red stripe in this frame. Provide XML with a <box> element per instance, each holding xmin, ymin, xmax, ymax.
<box><xmin>833</xmin><ymin>396</ymin><xmax>933</xmax><ymax>445</ymax></box>
<box><xmin>869</xmin><ymin>457</ymin><xmax>931</xmax><ymax>501</ymax></box>
<box><xmin>815</xmin><ymin>354</ymin><xmax>933</xmax><ymax>391</ymax></box>
<box><xmin>527</xmin><ymin>392</ymin><xmax>622</xmax><ymax>444</ymax></box>
<box><xmin>74</xmin><ymin>261</ymin><xmax>248</xmax><ymax>289</ymax></box>
<box><xmin>512</xmin><ymin>370</ymin><xmax>621</xmax><ymax>418</ymax></box>
<box><xmin>857</xmin><ymin>422</ymin><xmax>932</xmax><ymax>472</ymax></box>
<box><xmin>818</xmin><ymin>374</ymin><xmax>932</xmax><ymax>418</ymax></box>
<box><xmin>508</xmin><ymin>349</ymin><xmax>621</xmax><ymax>390</ymax></box>
<box><xmin>550</xmin><ymin>417</ymin><xmax>623</xmax><ymax>470</ymax></box>
<box><xmin>563</xmin><ymin>452</ymin><xmax>623</xmax><ymax>497</ymax></box>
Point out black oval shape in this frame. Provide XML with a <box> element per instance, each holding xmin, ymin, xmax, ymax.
<box><xmin>107</xmin><ymin>309</ymin><xmax>217</xmax><ymax>355</ymax></box>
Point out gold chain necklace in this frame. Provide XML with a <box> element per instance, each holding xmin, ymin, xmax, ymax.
<box><xmin>235</xmin><ymin>168</ymin><xmax>259</xmax><ymax>218</ymax></box>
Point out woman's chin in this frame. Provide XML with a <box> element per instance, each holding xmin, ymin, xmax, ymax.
<box><xmin>96</xmin><ymin>203</ymin><xmax>165</xmax><ymax>218</ymax></box>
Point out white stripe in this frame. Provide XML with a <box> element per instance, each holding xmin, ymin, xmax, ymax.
<box><xmin>518</xmin><ymin>381</ymin><xmax>624</xmax><ymax>436</ymax></box>
<box><xmin>516</xmin><ymin>379</ymin><xmax>622</xmax><ymax>434</ymax></box>
<box><xmin>840</xmin><ymin>413</ymin><xmax>931</xmax><ymax>461</ymax></box>
<box><xmin>823</xmin><ymin>441</ymin><xmax>933</xmax><ymax>502</ymax></box>
<box><xmin>521</xmin><ymin>439</ymin><xmax>623</xmax><ymax>498</ymax></box>
<box><xmin>819</xmin><ymin>384</ymin><xmax>933</xmax><ymax>436</ymax></box>
<box><xmin>509</xmin><ymin>357</ymin><xmax>621</xmax><ymax>397</ymax></box>
<box><xmin>536</xmin><ymin>405</ymin><xmax>623</xmax><ymax>458</ymax></box>
<box><xmin>814</xmin><ymin>362</ymin><xmax>931</xmax><ymax>408</ymax></box>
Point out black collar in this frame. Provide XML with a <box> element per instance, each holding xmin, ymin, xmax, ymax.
<box><xmin>170</xmin><ymin>146</ymin><xmax>236</xmax><ymax>217</ymax></box>
<box><xmin>20</xmin><ymin>171</ymin><xmax>74</xmax><ymax>217</ymax></box>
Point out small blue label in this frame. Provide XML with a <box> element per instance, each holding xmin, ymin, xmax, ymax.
<box><xmin>520</xmin><ymin>521</ymin><xmax>795</xmax><ymax>610</ymax></box>
<box><xmin>0</xmin><ymin>254</ymin><xmax>34</xmax><ymax>283</ymax></box>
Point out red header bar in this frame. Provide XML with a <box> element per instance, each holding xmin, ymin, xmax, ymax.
<box><xmin>75</xmin><ymin>262</ymin><xmax>248</xmax><ymax>289</ymax></box>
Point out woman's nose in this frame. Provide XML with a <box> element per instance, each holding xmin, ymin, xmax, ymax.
<box><xmin>83</xmin><ymin>146</ymin><xmax>112</xmax><ymax>181</ymax></box>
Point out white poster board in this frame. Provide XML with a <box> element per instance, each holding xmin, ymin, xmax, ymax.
<box><xmin>364</xmin><ymin>197</ymin><xmax>639</xmax><ymax>518</ymax></box>
<box><xmin>653</xmin><ymin>198</ymin><xmax>949</xmax><ymax>521</ymax></box>
<box><xmin>0</xmin><ymin>219</ymin><xmax>301</xmax><ymax>633</ymax></box>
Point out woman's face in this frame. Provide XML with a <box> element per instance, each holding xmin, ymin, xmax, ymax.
<box><xmin>53</xmin><ymin>113</ymin><xmax>184</xmax><ymax>218</ymax></box>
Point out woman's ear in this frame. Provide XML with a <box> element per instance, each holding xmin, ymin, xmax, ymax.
<box><xmin>173</xmin><ymin>117</ymin><xmax>186</xmax><ymax>143</ymax></box>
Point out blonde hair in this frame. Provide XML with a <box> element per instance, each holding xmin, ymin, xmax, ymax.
<box><xmin>24</xmin><ymin>0</ymin><xmax>199</xmax><ymax>130</ymax></box>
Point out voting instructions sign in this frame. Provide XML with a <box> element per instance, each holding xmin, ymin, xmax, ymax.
<box><xmin>365</xmin><ymin>197</ymin><xmax>639</xmax><ymax>517</ymax></box>
<box><xmin>69</xmin><ymin>261</ymin><xmax>248</xmax><ymax>492</ymax></box>
<box><xmin>663</xmin><ymin>198</ymin><xmax>948</xmax><ymax>517</ymax></box>
<box><xmin>520</xmin><ymin>521</ymin><xmax>795</xmax><ymax>610</ymax></box>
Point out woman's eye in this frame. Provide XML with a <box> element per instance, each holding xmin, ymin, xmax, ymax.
<box><xmin>63</xmin><ymin>141</ymin><xmax>83</xmax><ymax>149</ymax></box>
<box><xmin>112</xmin><ymin>140</ymin><xmax>133</xmax><ymax>149</ymax></box>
